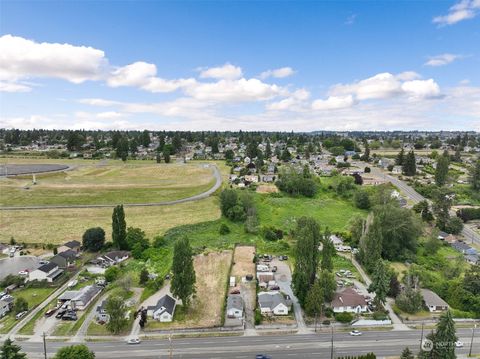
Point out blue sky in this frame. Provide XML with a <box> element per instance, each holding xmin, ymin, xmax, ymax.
<box><xmin>1</xmin><ymin>0</ymin><xmax>479</xmax><ymax>131</ymax></box>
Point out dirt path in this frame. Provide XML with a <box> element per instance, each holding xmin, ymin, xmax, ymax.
<box><xmin>0</xmin><ymin>164</ymin><xmax>222</xmax><ymax>210</ymax></box>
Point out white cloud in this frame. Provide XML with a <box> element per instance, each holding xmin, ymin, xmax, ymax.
<box><xmin>185</xmin><ymin>78</ymin><xmax>284</xmax><ymax>102</ymax></box>
<box><xmin>312</xmin><ymin>95</ymin><xmax>355</xmax><ymax>110</ymax></box>
<box><xmin>345</xmin><ymin>14</ymin><xmax>357</xmax><ymax>25</ymax></box>
<box><xmin>267</xmin><ymin>89</ymin><xmax>310</xmax><ymax>111</ymax></box>
<box><xmin>425</xmin><ymin>53</ymin><xmax>463</xmax><ymax>67</ymax></box>
<box><xmin>401</xmin><ymin>79</ymin><xmax>441</xmax><ymax>99</ymax></box>
<box><xmin>260</xmin><ymin>67</ymin><xmax>295</xmax><ymax>79</ymax></box>
<box><xmin>328</xmin><ymin>72</ymin><xmax>441</xmax><ymax>101</ymax></box>
<box><xmin>78</xmin><ymin>98</ymin><xmax>120</xmax><ymax>107</ymax></box>
<box><xmin>199</xmin><ymin>63</ymin><xmax>243</xmax><ymax>80</ymax></box>
<box><xmin>107</xmin><ymin>61</ymin><xmax>195</xmax><ymax>93</ymax></box>
<box><xmin>433</xmin><ymin>0</ymin><xmax>480</xmax><ymax>26</ymax></box>
<box><xmin>0</xmin><ymin>81</ymin><xmax>31</xmax><ymax>92</ymax></box>
<box><xmin>0</xmin><ymin>34</ymin><xmax>107</xmax><ymax>85</ymax></box>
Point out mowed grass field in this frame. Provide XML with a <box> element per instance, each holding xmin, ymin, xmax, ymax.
<box><xmin>0</xmin><ymin>160</ymin><xmax>215</xmax><ymax>206</ymax></box>
<box><xmin>0</xmin><ymin>196</ymin><xmax>220</xmax><ymax>245</ymax></box>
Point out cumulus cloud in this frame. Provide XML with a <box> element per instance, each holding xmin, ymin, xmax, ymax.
<box><xmin>260</xmin><ymin>67</ymin><xmax>295</xmax><ymax>79</ymax></box>
<box><xmin>328</xmin><ymin>72</ymin><xmax>441</xmax><ymax>101</ymax></box>
<box><xmin>433</xmin><ymin>0</ymin><xmax>480</xmax><ymax>26</ymax></box>
<box><xmin>267</xmin><ymin>89</ymin><xmax>310</xmax><ymax>111</ymax></box>
<box><xmin>199</xmin><ymin>63</ymin><xmax>243</xmax><ymax>80</ymax></box>
<box><xmin>425</xmin><ymin>53</ymin><xmax>463</xmax><ymax>67</ymax></box>
<box><xmin>107</xmin><ymin>61</ymin><xmax>195</xmax><ymax>93</ymax></box>
<box><xmin>0</xmin><ymin>34</ymin><xmax>107</xmax><ymax>87</ymax></box>
<box><xmin>312</xmin><ymin>95</ymin><xmax>355</xmax><ymax>110</ymax></box>
<box><xmin>0</xmin><ymin>81</ymin><xmax>32</xmax><ymax>93</ymax></box>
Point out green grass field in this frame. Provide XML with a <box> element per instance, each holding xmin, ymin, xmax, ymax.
<box><xmin>0</xmin><ymin>161</ymin><xmax>215</xmax><ymax>206</ymax></box>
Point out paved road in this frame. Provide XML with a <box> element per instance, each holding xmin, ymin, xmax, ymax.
<box><xmin>0</xmin><ymin>164</ymin><xmax>222</xmax><ymax>210</ymax></box>
<box><xmin>16</xmin><ymin>328</ymin><xmax>479</xmax><ymax>358</ymax></box>
<box><xmin>371</xmin><ymin>167</ymin><xmax>480</xmax><ymax>247</ymax></box>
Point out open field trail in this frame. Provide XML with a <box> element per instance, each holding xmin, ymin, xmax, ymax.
<box><xmin>0</xmin><ymin>164</ymin><xmax>222</xmax><ymax>210</ymax></box>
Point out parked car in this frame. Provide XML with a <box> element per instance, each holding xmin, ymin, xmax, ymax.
<box><xmin>18</xmin><ymin>270</ymin><xmax>29</xmax><ymax>276</ymax></box>
<box><xmin>15</xmin><ymin>311</ymin><xmax>27</xmax><ymax>320</ymax></box>
<box><xmin>62</xmin><ymin>311</ymin><xmax>77</xmax><ymax>321</ymax></box>
<box><xmin>349</xmin><ymin>330</ymin><xmax>362</xmax><ymax>336</ymax></box>
<box><xmin>269</xmin><ymin>285</ymin><xmax>280</xmax><ymax>291</ymax></box>
<box><xmin>45</xmin><ymin>308</ymin><xmax>57</xmax><ymax>317</ymax></box>
<box><xmin>271</xmin><ymin>266</ymin><xmax>278</xmax><ymax>272</ymax></box>
<box><xmin>256</xmin><ymin>355</ymin><xmax>271</xmax><ymax>359</ymax></box>
<box><xmin>39</xmin><ymin>260</ymin><xmax>49</xmax><ymax>265</ymax></box>
<box><xmin>455</xmin><ymin>341</ymin><xmax>464</xmax><ymax>348</ymax></box>
<box><xmin>55</xmin><ymin>310</ymin><xmax>66</xmax><ymax>319</ymax></box>
<box><xmin>230</xmin><ymin>289</ymin><xmax>240</xmax><ymax>295</ymax></box>
<box><xmin>126</xmin><ymin>338</ymin><xmax>141</xmax><ymax>345</ymax></box>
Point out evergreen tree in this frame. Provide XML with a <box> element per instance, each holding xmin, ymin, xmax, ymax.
<box><xmin>435</xmin><ymin>310</ymin><xmax>457</xmax><ymax>359</ymax></box>
<box><xmin>265</xmin><ymin>139</ymin><xmax>272</xmax><ymax>158</ymax></box>
<box><xmin>470</xmin><ymin>159</ymin><xmax>480</xmax><ymax>191</ymax></box>
<box><xmin>112</xmin><ymin>205</ymin><xmax>127</xmax><ymax>250</ymax></box>
<box><xmin>435</xmin><ymin>151</ymin><xmax>450</xmax><ymax>186</ymax></box>
<box><xmin>139</xmin><ymin>268</ymin><xmax>149</xmax><ymax>286</ymax></box>
<box><xmin>396</xmin><ymin>148</ymin><xmax>405</xmax><ymax>165</ymax></box>
<box><xmin>432</xmin><ymin>188</ymin><xmax>453</xmax><ymax>231</ymax></box>
<box><xmin>368</xmin><ymin>260</ymin><xmax>390</xmax><ymax>307</ymax></box>
<box><xmin>171</xmin><ymin>237</ymin><xmax>196</xmax><ymax>309</ymax></box>
<box><xmin>402</xmin><ymin>150</ymin><xmax>416</xmax><ymax>176</ymax></box>
<box><xmin>0</xmin><ymin>338</ymin><xmax>27</xmax><ymax>359</ymax></box>
<box><xmin>320</xmin><ymin>232</ymin><xmax>334</xmax><ymax>271</ymax></box>
<box><xmin>400</xmin><ymin>347</ymin><xmax>414</xmax><ymax>359</ymax></box>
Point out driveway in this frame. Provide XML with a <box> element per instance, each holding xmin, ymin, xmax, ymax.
<box><xmin>0</xmin><ymin>256</ymin><xmax>41</xmax><ymax>280</ymax></box>
<box><xmin>272</xmin><ymin>259</ymin><xmax>308</xmax><ymax>333</ymax></box>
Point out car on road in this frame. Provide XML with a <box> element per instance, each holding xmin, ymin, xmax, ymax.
<box><xmin>126</xmin><ymin>338</ymin><xmax>141</xmax><ymax>345</ymax></box>
<box><xmin>256</xmin><ymin>355</ymin><xmax>271</xmax><ymax>359</ymax></box>
<box><xmin>349</xmin><ymin>330</ymin><xmax>362</xmax><ymax>336</ymax></box>
<box><xmin>15</xmin><ymin>311</ymin><xmax>27</xmax><ymax>320</ymax></box>
<box><xmin>455</xmin><ymin>341</ymin><xmax>464</xmax><ymax>348</ymax></box>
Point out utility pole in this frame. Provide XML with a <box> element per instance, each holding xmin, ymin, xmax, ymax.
<box><xmin>469</xmin><ymin>324</ymin><xmax>476</xmax><ymax>357</ymax></box>
<box><xmin>330</xmin><ymin>325</ymin><xmax>334</xmax><ymax>359</ymax></box>
<box><xmin>419</xmin><ymin>321</ymin><xmax>425</xmax><ymax>352</ymax></box>
<box><xmin>43</xmin><ymin>332</ymin><xmax>47</xmax><ymax>359</ymax></box>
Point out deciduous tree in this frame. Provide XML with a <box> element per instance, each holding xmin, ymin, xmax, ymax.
<box><xmin>171</xmin><ymin>237</ymin><xmax>196</xmax><ymax>309</ymax></box>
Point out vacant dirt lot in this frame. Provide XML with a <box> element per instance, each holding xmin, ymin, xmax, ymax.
<box><xmin>231</xmin><ymin>246</ymin><xmax>255</xmax><ymax>278</ymax></box>
<box><xmin>256</xmin><ymin>184</ymin><xmax>279</xmax><ymax>194</ymax></box>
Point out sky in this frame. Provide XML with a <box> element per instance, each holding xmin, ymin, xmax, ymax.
<box><xmin>0</xmin><ymin>0</ymin><xmax>479</xmax><ymax>132</ymax></box>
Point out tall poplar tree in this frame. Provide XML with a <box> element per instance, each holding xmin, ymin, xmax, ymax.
<box><xmin>112</xmin><ymin>205</ymin><xmax>127</xmax><ymax>250</ymax></box>
<box><xmin>171</xmin><ymin>237</ymin><xmax>196</xmax><ymax>309</ymax></box>
<box><xmin>435</xmin><ymin>151</ymin><xmax>450</xmax><ymax>186</ymax></box>
<box><xmin>402</xmin><ymin>150</ymin><xmax>416</xmax><ymax>176</ymax></box>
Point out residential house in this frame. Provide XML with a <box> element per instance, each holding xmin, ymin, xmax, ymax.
<box><xmin>95</xmin><ymin>251</ymin><xmax>130</xmax><ymax>267</ymax></box>
<box><xmin>58</xmin><ymin>285</ymin><xmax>103</xmax><ymax>311</ymax></box>
<box><xmin>257</xmin><ymin>292</ymin><xmax>289</xmax><ymax>315</ymax></box>
<box><xmin>0</xmin><ymin>297</ymin><xmax>14</xmax><ymax>318</ymax></box>
<box><xmin>451</xmin><ymin>241</ymin><xmax>477</xmax><ymax>256</ymax></box>
<box><xmin>50</xmin><ymin>250</ymin><xmax>77</xmax><ymax>269</ymax></box>
<box><xmin>58</xmin><ymin>240</ymin><xmax>81</xmax><ymax>254</ymax></box>
<box><xmin>421</xmin><ymin>289</ymin><xmax>448</xmax><ymax>312</ymax></box>
<box><xmin>244</xmin><ymin>175</ymin><xmax>259</xmax><ymax>183</ymax></box>
<box><xmin>147</xmin><ymin>294</ymin><xmax>176</xmax><ymax>322</ymax></box>
<box><xmin>28</xmin><ymin>262</ymin><xmax>63</xmax><ymax>283</ymax></box>
<box><xmin>392</xmin><ymin>166</ymin><xmax>402</xmax><ymax>174</ymax></box>
<box><xmin>260</xmin><ymin>174</ymin><xmax>276</xmax><ymax>183</ymax></box>
<box><xmin>227</xmin><ymin>295</ymin><xmax>244</xmax><ymax>319</ymax></box>
<box><xmin>465</xmin><ymin>254</ymin><xmax>479</xmax><ymax>265</ymax></box>
<box><xmin>95</xmin><ymin>300</ymin><xmax>110</xmax><ymax>323</ymax></box>
<box><xmin>331</xmin><ymin>288</ymin><xmax>369</xmax><ymax>314</ymax></box>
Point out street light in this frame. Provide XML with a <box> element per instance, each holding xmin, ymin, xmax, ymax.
<box><xmin>469</xmin><ymin>323</ymin><xmax>476</xmax><ymax>357</ymax></box>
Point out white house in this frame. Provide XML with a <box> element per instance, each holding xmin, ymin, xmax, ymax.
<box><xmin>331</xmin><ymin>288</ymin><xmax>369</xmax><ymax>314</ymax></box>
<box><xmin>227</xmin><ymin>295</ymin><xmax>244</xmax><ymax>319</ymax></box>
<box><xmin>147</xmin><ymin>294</ymin><xmax>176</xmax><ymax>322</ymax></box>
<box><xmin>257</xmin><ymin>292</ymin><xmax>289</xmax><ymax>316</ymax></box>
<box><xmin>28</xmin><ymin>262</ymin><xmax>63</xmax><ymax>283</ymax></box>
<box><xmin>0</xmin><ymin>297</ymin><xmax>13</xmax><ymax>318</ymax></box>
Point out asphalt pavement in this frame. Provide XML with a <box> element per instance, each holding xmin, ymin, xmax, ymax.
<box><xmin>16</xmin><ymin>328</ymin><xmax>479</xmax><ymax>358</ymax></box>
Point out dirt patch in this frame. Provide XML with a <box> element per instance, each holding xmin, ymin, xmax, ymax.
<box><xmin>256</xmin><ymin>184</ymin><xmax>279</xmax><ymax>194</ymax></box>
<box><xmin>231</xmin><ymin>246</ymin><xmax>255</xmax><ymax>278</ymax></box>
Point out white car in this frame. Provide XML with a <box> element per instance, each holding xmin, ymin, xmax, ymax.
<box><xmin>126</xmin><ymin>337</ymin><xmax>141</xmax><ymax>345</ymax></box>
<box><xmin>349</xmin><ymin>330</ymin><xmax>362</xmax><ymax>336</ymax></box>
<box><xmin>15</xmin><ymin>311</ymin><xmax>27</xmax><ymax>320</ymax></box>
<box><xmin>455</xmin><ymin>341</ymin><xmax>464</xmax><ymax>348</ymax></box>
<box><xmin>18</xmin><ymin>270</ymin><xmax>29</xmax><ymax>276</ymax></box>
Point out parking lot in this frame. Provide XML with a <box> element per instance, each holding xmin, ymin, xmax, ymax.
<box><xmin>0</xmin><ymin>256</ymin><xmax>41</xmax><ymax>280</ymax></box>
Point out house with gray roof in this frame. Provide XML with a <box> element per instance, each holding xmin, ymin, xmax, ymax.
<box><xmin>147</xmin><ymin>294</ymin><xmax>176</xmax><ymax>322</ymax></box>
<box><xmin>227</xmin><ymin>295</ymin><xmax>244</xmax><ymax>319</ymax></box>
<box><xmin>58</xmin><ymin>285</ymin><xmax>102</xmax><ymax>311</ymax></box>
<box><xmin>257</xmin><ymin>292</ymin><xmax>289</xmax><ymax>316</ymax></box>
<box><xmin>421</xmin><ymin>289</ymin><xmax>448</xmax><ymax>312</ymax></box>
<box><xmin>28</xmin><ymin>262</ymin><xmax>63</xmax><ymax>283</ymax></box>
<box><xmin>50</xmin><ymin>249</ymin><xmax>77</xmax><ymax>269</ymax></box>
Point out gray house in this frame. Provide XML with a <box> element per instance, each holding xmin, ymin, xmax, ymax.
<box><xmin>227</xmin><ymin>295</ymin><xmax>244</xmax><ymax>319</ymax></box>
<box><xmin>50</xmin><ymin>250</ymin><xmax>77</xmax><ymax>269</ymax></box>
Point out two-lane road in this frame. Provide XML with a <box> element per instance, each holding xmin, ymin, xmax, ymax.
<box><xmin>17</xmin><ymin>328</ymin><xmax>479</xmax><ymax>358</ymax></box>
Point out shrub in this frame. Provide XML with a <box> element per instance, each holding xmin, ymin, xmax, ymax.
<box><xmin>364</xmin><ymin>167</ymin><xmax>371</xmax><ymax>173</ymax></box>
<box><xmin>153</xmin><ymin>235</ymin><xmax>167</xmax><ymax>247</ymax></box>
<box><xmin>219</xmin><ymin>224</ymin><xmax>231</xmax><ymax>235</ymax></box>
<box><xmin>354</xmin><ymin>190</ymin><xmax>371</xmax><ymax>209</ymax></box>
<box><xmin>334</xmin><ymin>312</ymin><xmax>353</xmax><ymax>323</ymax></box>
<box><xmin>262</xmin><ymin>226</ymin><xmax>284</xmax><ymax>241</ymax></box>
<box><xmin>254</xmin><ymin>308</ymin><xmax>262</xmax><ymax>325</ymax></box>
<box><xmin>444</xmin><ymin>216</ymin><xmax>464</xmax><ymax>234</ymax></box>
<box><xmin>457</xmin><ymin>207</ymin><xmax>480</xmax><ymax>222</ymax></box>
<box><xmin>105</xmin><ymin>266</ymin><xmax>120</xmax><ymax>282</ymax></box>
